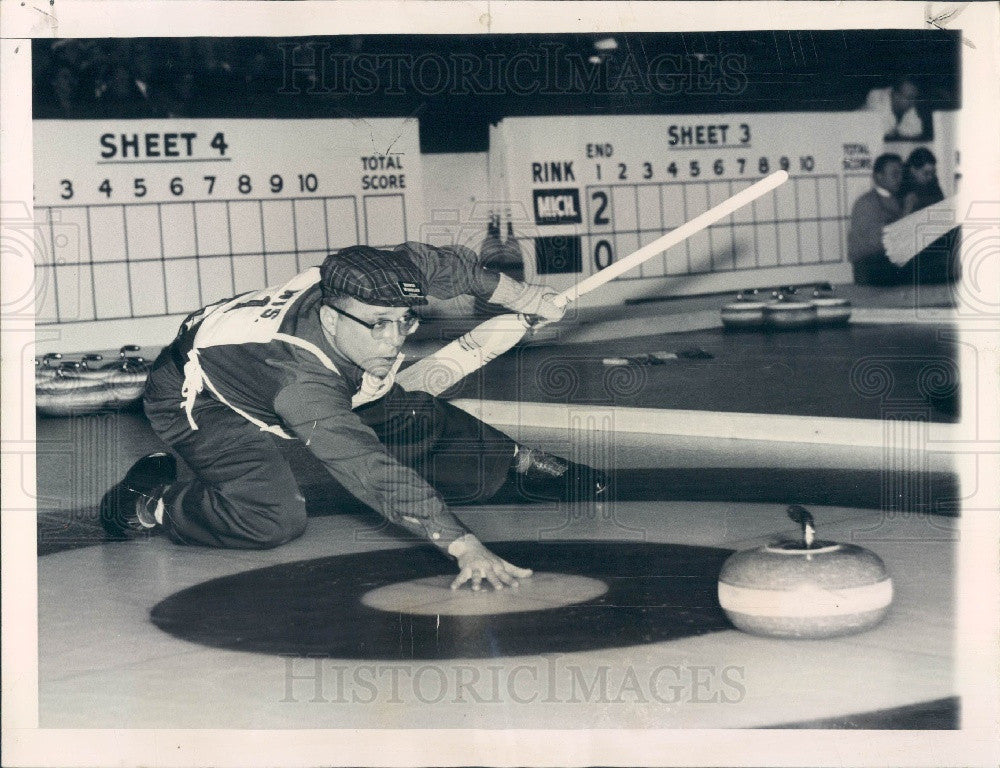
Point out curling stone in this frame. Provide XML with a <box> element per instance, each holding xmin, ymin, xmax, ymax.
<box><xmin>763</xmin><ymin>292</ymin><xmax>817</xmax><ymax>330</ymax></box>
<box><xmin>35</xmin><ymin>380</ymin><xmax>145</xmax><ymax>416</ymax></box>
<box><xmin>810</xmin><ymin>288</ymin><xmax>852</xmax><ymax>325</ymax></box>
<box><xmin>34</xmin><ymin>352</ymin><xmax>64</xmax><ymax>382</ymax></box>
<box><xmin>720</xmin><ymin>290</ymin><xmax>768</xmax><ymax>330</ymax></box>
<box><xmin>34</xmin><ymin>352</ymin><xmax>150</xmax><ymax>416</ymax></box>
<box><xmin>718</xmin><ymin>505</ymin><xmax>893</xmax><ymax>639</ymax></box>
<box><xmin>102</xmin><ymin>356</ymin><xmax>151</xmax><ymax>389</ymax></box>
<box><xmin>64</xmin><ymin>354</ymin><xmax>112</xmax><ymax>381</ymax></box>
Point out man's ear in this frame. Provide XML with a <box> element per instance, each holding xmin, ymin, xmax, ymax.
<box><xmin>319</xmin><ymin>304</ymin><xmax>337</xmax><ymax>333</ymax></box>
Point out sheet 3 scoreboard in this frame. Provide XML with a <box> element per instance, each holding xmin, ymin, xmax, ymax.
<box><xmin>33</xmin><ymin>119</ymin><xmax>424</xmax><ymax>351</ymax></box>
<box><xmin>495</xmin><ymin>113</ymin><xmax>883</xmax><ymax>306</ymax></box>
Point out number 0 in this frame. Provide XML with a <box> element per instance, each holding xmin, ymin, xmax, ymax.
<box><xmin>594</xmin><ymin>239</ymin><xmax>614</xmax><ymax>270</ymax></box>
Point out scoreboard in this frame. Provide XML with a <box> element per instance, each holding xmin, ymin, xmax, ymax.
<box><xmin>32</xmin><ymin>110</ymin><xmax>929</xmax><ymax>351</ymax></box>
<box><xmin>33</xmin><ymin>118</ymin><xmax>424</xmax><ymax>352</ymax></box>
<box><xmin>494</xmin><ymin>113</ymin><xmax>883</xmax><ymax>306</ymax></box>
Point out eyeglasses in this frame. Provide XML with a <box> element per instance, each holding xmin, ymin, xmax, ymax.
<box><xmin>328</xmin><ymin>305</ymin><xmax>420</xmax><ymax>340</ymax></box>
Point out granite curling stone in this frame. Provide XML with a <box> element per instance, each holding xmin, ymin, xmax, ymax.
<box><xmin>763</xmin><ymin>289</ymin><xmax>817</xmax><ymax>330</ymax></box>
<box><xmin>718</xmin><ymin>505</ymin><xmax>893</xmax><ymax>639</ymax></box>
<box><xmin>720</xmin><ymin>289</ymin><xmax>768</xmax><ymax>330</ymax></box>
<box><xmin>810</xmin><ymin>287</ymin><xmax>852</xmax><ymax>325</ymax></box>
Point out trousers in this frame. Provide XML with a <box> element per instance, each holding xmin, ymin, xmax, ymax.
<box><xmin>143</xmin><ymin>351</ymin><xmax>516</xmax><ymax>549</ymax></box>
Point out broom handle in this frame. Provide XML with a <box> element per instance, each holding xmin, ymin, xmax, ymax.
<box><xmin>555</xmin><ymin>170</ymin><xmax>789</xmax><ymax>304</ymax></box>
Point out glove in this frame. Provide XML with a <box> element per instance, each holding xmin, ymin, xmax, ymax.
<box><xmin>489</xmin><ymin>273</ymin><xmax>565</xmax><ymax>324</ymax></box>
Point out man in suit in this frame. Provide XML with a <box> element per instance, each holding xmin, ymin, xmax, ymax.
<box><xmin>848</xmin><ymin>153</ymin><xmax>905</xmax><ymax>286</ymax></box>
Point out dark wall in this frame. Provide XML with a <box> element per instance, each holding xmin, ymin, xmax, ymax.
<box><xmin>33</xmin><ymin>31</ymin><xmax>960</xmax><ymax>153</ymax></box>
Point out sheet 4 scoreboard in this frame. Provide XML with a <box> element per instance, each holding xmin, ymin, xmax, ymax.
<box><xmin>494</xmin><ymin>113</ymin><xmax>883</xmax><ymax>306</ymax></box>
<box><xmin>33</xmin><ymin>118</ymin><xmax>424</xmax><ymax>351</ymax></box>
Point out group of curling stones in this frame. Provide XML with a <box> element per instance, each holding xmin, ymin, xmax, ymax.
<box><xmin>34</xmin><ymin>345</ymin><xmax>152</xmax><ymax>417</ymax></box>
<box><xmin>718</xmin><ymin>505</ymin><xmax>893</xmax><ymax>639</ymax></box>
<box><xmin>721</xmin><ymin>283</ymin><xmax>852</xmax><ymax>331</ymax></box>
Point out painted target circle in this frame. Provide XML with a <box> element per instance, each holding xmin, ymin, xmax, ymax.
<box><xmin>361</xmin><ymin>572</ymin><xmax>610</xmax><ymax>616</ymax></box>
<box><xmin>150</xmin><ymin>541</ymin><xmax>734</xmax><ymax>660</ymax></box>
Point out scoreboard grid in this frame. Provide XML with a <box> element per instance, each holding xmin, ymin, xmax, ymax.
<box><xmin>567</xmin><ymin>174</ymin><xmax>853</xmax><ymax>281</ymax></box>
<box><xmin>35</xmin><ymin>193</ymin><xmax>406</xmax><ymax>325</ymax></box>
<box><xmin>499</xmin><ymin>112</ymin><xmax>888</xmax><ymax>300</ymax></box>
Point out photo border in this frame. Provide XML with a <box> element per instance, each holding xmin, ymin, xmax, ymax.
<box><xmin>3</xmin><ymin>3</ymin><xmax>998</xmax><ymax>766</ymax></box>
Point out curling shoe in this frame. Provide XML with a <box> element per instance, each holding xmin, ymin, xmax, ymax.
<box><xmin>99</xmin><ymin>452</ymin><xmax>176</xmax><ymax>540</ymax></box>
<box><xmin>513</xmin><ymin>446</ymin><xmax>608</xmax><ymax>502</ymax></box>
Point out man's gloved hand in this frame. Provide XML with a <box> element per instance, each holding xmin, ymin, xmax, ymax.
<box><xmin>489</xmin><ymin>273</ymin><xmax>566</xmax><ymax>325</ymax></box>
<box><xmin>448</xmin><ymin>533</ymin><xmax>533</xmax><ymax>591</ymax></box>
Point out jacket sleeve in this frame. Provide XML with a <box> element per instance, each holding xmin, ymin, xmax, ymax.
<box><xmin>847</xmin><ymin>194</ymin><xmax>887</xmax><ymax>262</ymax></box>
<box><xmin>393</xmin><ymin>241</ymin><xmax>501</xmax><ymax>300</ymax></box>
<box><xmin>271</xmin><ymin>359</ymin><xmax>469</xmax><ymax>552</ymax></box>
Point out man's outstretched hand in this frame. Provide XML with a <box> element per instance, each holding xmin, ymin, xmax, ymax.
<box><xmin>448</xmin><ymin>534</ymin><xmax>533</xmax><ymax>591</ymax></box>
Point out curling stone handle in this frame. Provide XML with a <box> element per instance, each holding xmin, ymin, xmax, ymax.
<box><xmin>786</xmin><ymin>504</ymin><xmax>816</xmax><ymax>548</ymax></box>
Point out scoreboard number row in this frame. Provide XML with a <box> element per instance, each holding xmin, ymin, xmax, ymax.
<box><xmin>59</xmin><ymin>173</ymin><xmax>321</xmax><ymax>200</ymax></box>
<box><xmin>594</xmin><ymin>155</ymin><xmax>815</xmax><ymax>181</ymax></box>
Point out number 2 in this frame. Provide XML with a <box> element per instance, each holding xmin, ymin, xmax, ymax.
<box><xmin>591</xmin><ymin>191</ymin><xmax>610</xmax><ymax>226</ymax></box>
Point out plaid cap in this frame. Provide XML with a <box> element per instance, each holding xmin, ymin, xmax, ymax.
<box><xmin>319</xmin><ymin>246</ymin><xmax>428</xmax><ymax>307</ymax></box>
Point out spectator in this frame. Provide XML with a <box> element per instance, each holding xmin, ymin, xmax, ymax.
<box><xmin>36</xmin><ymin>65</ymin><xmax>84</xmax><ymax>119</ymax></box>
<box><xmin>95</xmin><ymin>64</ymin><xmax>159</xmax><ymax>118</ymax></box>
<box><xmin>847</xmin><ymin>153</ymin><xmax>905</xmax><ymax>285</ymax></box>
<box><xmin>850</xmin><ymin>152</ymin><xmax>958</xmax><ymax>287</ymax></box>
<box><xmin>900</xmin><ymin>147</ymin><xmax>945</xmax><ymax>215</ymax></box>
<box><xmin>865</xmin><ymin>76</ymin><xmax>925</xmax><ymax>140</ymax></box>
<box><xmin>898</xmin><ymin>147</ymin><xmax>958</xmax><ymax>285</ymax></box>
